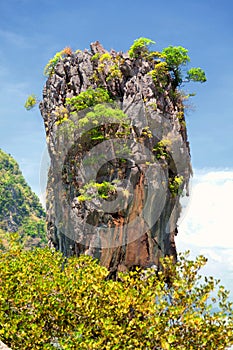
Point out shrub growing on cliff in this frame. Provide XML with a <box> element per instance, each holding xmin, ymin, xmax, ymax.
<box><xmin>65</xmin><ymin>87</ymin><xmax>112</xmax><ymax>113</ymax></box>
<box><xmin>44</xmin><ymin>47</ymin><xmax>72</xmax><ymax>77</ymax></box>
<box><xmin>77</xmin><ymin>180</ymin><xmax>117</xmax><ymax>202</ymax></box>
<box><xmin>24</xmin><ymin>94</ymin><xmax>37</xmax><ymax>111</ymax></box>
<box><xmin>153</xmin><ymin>139</ymin><xmax>171</xmax><ymax>160</ymax></box>
<box><xmin>148</xmin><ymin>62</ymin><xmax>170</xmax><ymax>92</ymax></box>
<box><xmin>0</xmin><ymin>246</ymin><xmax>232</xmax><ymax>350</ymax></box>
<box><xmin>168</xmin><ymin>175</ymin><xmax>184</xmax><ymax>197</ymax></box>
<box><xmin>127</xmin><ymin>38</ymin><xmax>206</xmax><ymax>90</ymax></box>
<box><xmin>161</xmin><ymin>45</ymin><xmax>206</xmax><ymax>87</ymax></box>
<box><xmin>75</xmin><ymin>103</ymin><xmax>129</xmax><ymax>143</ymax></box>
<box><xmin>128</xmin><ymin>37</ymin><xmax>156</xmax><ymax>58</ymax></box>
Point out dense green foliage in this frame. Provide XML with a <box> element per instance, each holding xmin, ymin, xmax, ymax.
<box><xmin>161</xmin><ymin>46</ymin><xmax>190</xmax><ymax>69</ymax></box>
<box><xmin>185</xmin><ymin>67</ymin><xmax>207</xmax><ymax>83</ymax></box>
<box><xmin>160</xmin><ymin>46</ymin><xmax>190</xmax><ymax>87</ymax></box>
<box><xmin>168</xmin><ymin>175</ymin><xmax>184</xmax><ymax>197</ymax></box>
<box><xmin>0</xmin><ymin>247</ymin><xmax>232</xmax><ymax>349</ymax></box>
<box><xmin>79</xmin><ymin>103</ymin><xmax>128</xmax><ymax>127</ymax></box>
<box><xmin>128</xmin><ymin>37</ymin><xmax>156</xmax><ymax>58</ymax></box>
<box><xmin>65</xmin><ymin>88</ymin><xmax>112</xmax><ymax>114</ymax></box>
<box><xmin>0</xmin><ymin>150</ymin><xmax>47</xmax><ymax>248</ymax></box>
<box><xmin>148</xmin><ymin>62</ymin><xmax>170</xmax><ymax>92</ymax></box>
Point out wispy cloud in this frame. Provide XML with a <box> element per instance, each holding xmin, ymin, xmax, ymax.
<box><xmin>0</xmin><ymin>29</ymin><xmax>34</xmax><ymax>49</ymax></box>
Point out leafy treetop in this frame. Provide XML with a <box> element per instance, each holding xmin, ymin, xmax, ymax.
<box><xmin>128</xmin><ymin>37</ymin><xmax>206</xmax><ymax>88</ymax></box>
<box><xmin>161</xmin><ymin>45</ymin><xmax>206</xmax><ymax>87</ymax></box>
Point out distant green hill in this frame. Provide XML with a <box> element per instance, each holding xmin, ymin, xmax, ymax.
<box><xmin>0</xmin><ymin>149</ymin><xmax>47</xmax><ymax>249</ymax></box>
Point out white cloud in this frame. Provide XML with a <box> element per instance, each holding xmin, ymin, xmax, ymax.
<box><xmin>178</xmin><ymin>169</ymin><xmax>233</xmax><ymax>249</ymax></box>
<box><xmin>176</xmin><ymin>169</ymin><xmax>233</xmax><ymax>298</ymax></box>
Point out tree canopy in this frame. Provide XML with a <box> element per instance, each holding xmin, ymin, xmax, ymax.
<box><xmin>0</xmin><ymin>245</ymin><xmax>232</xmax><ymax>349</ymax></box>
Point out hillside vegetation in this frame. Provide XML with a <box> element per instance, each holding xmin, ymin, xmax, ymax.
<box><xmin>0</xmin><ymin>149</ymin><xmax>47</xmax><ymax>249</ymax></box>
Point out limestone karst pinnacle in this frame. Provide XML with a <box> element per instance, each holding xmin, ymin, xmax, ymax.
<box><xmin>39</xmin><ymin>40</ymin><xmax>192</xmax><ymax>273</ymax></box>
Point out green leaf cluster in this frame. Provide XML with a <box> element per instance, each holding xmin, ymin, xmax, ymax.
<box><xmin>168</xmin><ymin>175</ymin><xmax>184</xmax><ymax>197</ymax></box>
<box><xmin>161</xmin><ymin>46</ymin><xmax>190</xmax><ymax>70</ymax></box>
<box><xmin>24</xmin><ymin>94</ymin><xmax>37</xmax><ymax>111</ymax></box>
<box><xmin>54</xmin><ymin>106</ymin><xmax>70</xmax><ymax>125</ymax></box>
<box><xmin>79</xmin><ymin>103</ymin><xmax>128</xmax><ymax>127</ymax></box>
<box><xmin>78</xmin><ymin>180</ymin><xmax>117</xmax><ymax>202</ymax></box>
<box><xmin>186</xmin><ymin>67</ymin><xmax>207</xmax><ymax>83</ymax></box>
<box><xmin>148</xmin><ymin>62</ymin><xmax>170</xmax><ymax>92</ymax></box>
<box><xmin>0</xmin><ymin>249</ymin><xmax>232</xmax><ymax>349</ymax></box>
<box><xmin>99</xmin><ymin>53</ymin><xmax>112</xmax><ymax>62</ymax></box>
<box><xmin>128</xmin><ymin>37</ymin><xmax>156</xmax><ymax>58</ymax></box>
<box><xmin>93</xmin><ymin>53</ymin><xmax>123</xmax><ymax>82</ymax></box>
<box><xmin>70</xmin><ymin>103</ymin><xmax>129</xmax><ymax>145</ymax></box>
<box><xmin>153</xmin><ymin>139</ymin><xmax>172</xmax><ymax>160</ymax></box>
<box><xmin>65</xmin><ymin>88</ymin><xmax>112</xmax><ymax>114</ymax></box>
<box><xmin>160</xmin><ymin>46</ymin><xmax>207</xmax><ymax>87</ymax></box>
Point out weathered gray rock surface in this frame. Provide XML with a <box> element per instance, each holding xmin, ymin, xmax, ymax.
<box><xmin>40</xmin><ymin>41</ymin><xmax>192</xmax><ymax>273</ymax></box>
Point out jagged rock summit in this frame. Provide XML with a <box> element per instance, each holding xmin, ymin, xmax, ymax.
<box><xmin>40</xmin><ymin>40</ymin><xmax>192</xmax><ymax>273</ymax></box>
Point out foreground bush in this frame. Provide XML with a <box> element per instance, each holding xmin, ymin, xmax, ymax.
<box><xmin>0</xmin><ymin>246</ymin><xmax>232</xmax><ymax>349</ymax></box>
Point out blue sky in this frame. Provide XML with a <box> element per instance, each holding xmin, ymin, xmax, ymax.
<box><xmin>0</xmin><ymin>0</ymin><xmax>233</xmax><ymax>295</ymax></box>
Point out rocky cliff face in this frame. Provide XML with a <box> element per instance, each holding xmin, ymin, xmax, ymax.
<box><xmin>40</xmin><ymin>41</ymin><xmax>192</xmax><ymax>273</ymax></box>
